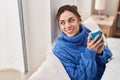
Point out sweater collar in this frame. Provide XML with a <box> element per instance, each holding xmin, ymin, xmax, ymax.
<box><xmin>61</xmin><ymin>24</ymin><xmax>86</xmax><ymax>43</ymax></box>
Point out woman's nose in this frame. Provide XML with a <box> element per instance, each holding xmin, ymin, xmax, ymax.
<box><xmin>65</xmin><ymin>22</ymin><xmax>70</xmax><ymax>28</ymax></box>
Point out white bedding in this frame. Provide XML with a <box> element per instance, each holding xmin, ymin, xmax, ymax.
<box><xmin>28</xmin><ymin>49</ymin><xmax>70</xmax><ymax>80</ymax></box>
<box><xmin>107</xmin><ymin>38</ymin><xmax>120</xmax><ymax>57</ymax></box>
<box><xmin>102</xmin><ymin>38</ymin><xmax>120</xmax><ymax>80</ymax></box>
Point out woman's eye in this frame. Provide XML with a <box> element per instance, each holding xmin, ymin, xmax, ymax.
<box><xmin>69</xmin><ymin>19</ymin><xmax>75</xmax><ymax>23</ymax></box>
<box><xmin>60</xmin><ymin>21</ymin><xmax>65</xmax><ymax>25</ymax></box>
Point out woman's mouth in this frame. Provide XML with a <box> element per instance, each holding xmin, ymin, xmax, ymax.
<box><xmin>65</xmin><ymin>28</ymin><xmax>74</xmax><ymax>33</ymax></box>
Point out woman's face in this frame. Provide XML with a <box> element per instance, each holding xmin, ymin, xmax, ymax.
<box><xmin>58</xmin><ymin>10</ymin><xmax>81</xmax><ymax>37</ymax></box>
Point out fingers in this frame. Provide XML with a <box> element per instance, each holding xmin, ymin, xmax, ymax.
<box><xmin>91</xmin><ymin>34</ymin><xmax>99</xmax><ymax>44</ymax></box>
<box><xmin>102</xmin><ymin>34</ymin><xmax>105</xmax><ymax>42</ymax></box>
<box><xmin>93</xmin><ymin>37</ymin><xmax>102</xmax><ymax>47</ymax></box>
<box><xmin>94</xmin><ymin>35</ymin><xmax>104</xmax><ymax>47</ymax></box>
<box><xmin>99</xmin><ymin>35</ymin><xmax>105</xmax><ymax>48</ymax></box>
<box><xmin>96</xmin><ymin>42</ymin><xmax>103</xmax><ymax>49</ymax></box>
<box><xmin>88</xmin><ymin>32</ymin><xmax>92</xmax><ymax>43</ymax></box>
<box><xmin>95</xmin><ymin>35</ymin><xmax>102</xmax><ymax>44</ymax></box>
<box><xmin>88</xmin><ymin>34</ymin><xmax>99</xmax><ymax>47</ymax></box>
<box><xmin>87</xmin><ymin>32</ymin><xmax>105</xmax><ymax>51</ymax></box>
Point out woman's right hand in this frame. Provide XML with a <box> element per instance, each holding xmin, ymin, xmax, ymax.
<box><xmin>87</xmin><ymin>32</ymin><xmax>103</xmax><ymax>52</ymax></box>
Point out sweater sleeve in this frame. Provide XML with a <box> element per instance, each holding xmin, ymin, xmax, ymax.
<box><xmin>54</xmin><ymin>47</ymin><xmax>97</xmax><ymax>80</ymax></box>
<box><xmin>96</xmin><ymin>46</ymin><xmax>112</xmax><ymax>64</ymax></box>
<box><xmin>94</xmin><ymin>46</ymin><xmax>112</xmax><ymax>80</ymax></box>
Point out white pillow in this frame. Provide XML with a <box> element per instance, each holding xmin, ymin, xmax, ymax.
<box><xmin>28</xmin><ymin>49</ymin><xmax>70</xmax><ymax>80</ymax></box>
<box><xmin>83</xmin><ymin>17</ymin><xmax>108</xmax><ymax>47</ymax></box>
<box><xmin>101</xmin><ymin>57</ymin><xmax>120</xmax><ymax>80</ymax></box>
<box><xmin>107</xmin><ymin>38</ymin><xmax>120</xmax><ymax>58</ymax></box>
<box><xmin>83</xmin><ymin>17</ymin><xmax>101</xmax><ymax>31</ymax></box>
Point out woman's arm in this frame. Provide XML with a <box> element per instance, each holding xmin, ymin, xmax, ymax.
<box><xmin>54</xmin><ymin>48</ymin><xmax>97</xmax><ymax>80</ymax></box>
<box><xmin>96</xmin><ymin>46</ymin><xmax>112</xmax><ymax>64</ymax></box>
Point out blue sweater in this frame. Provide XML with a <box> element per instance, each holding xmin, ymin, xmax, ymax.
<box><xmin>53</xmin><ymin>24</ymin><xmax>112</xmax><ymax>80</ymax></box>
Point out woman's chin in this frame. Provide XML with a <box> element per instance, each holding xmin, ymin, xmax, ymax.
<box><xmin>66</xmin><ymin>34</ymin><xmax>74</xmax><ymax>37</ymax></box>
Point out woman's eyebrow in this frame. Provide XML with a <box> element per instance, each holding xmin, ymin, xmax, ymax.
<box><xmin>59</xmin><ymin>20</ymin><xmax>64</xmax><ymax>23</ymax></box>
<box><xmin>68</xmin><ymin>17</ymin><xmax>74</xmax><ymax>20</ymax></box>
<box><xmin>59</xmin><ymin>16</ymin><xmax>74</xmax><ymax>21</ymax></box>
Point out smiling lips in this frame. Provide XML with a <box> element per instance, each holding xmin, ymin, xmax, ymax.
<box><xmin>65</xmin><ymin>28</ymin><xmax>74</xmax><ymax>34</ymax></box>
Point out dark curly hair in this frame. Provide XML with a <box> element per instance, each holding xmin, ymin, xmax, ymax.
<box><xmin>56</xmin><ymin>5</ymin><xmax>82</xmax><ymax>23</ymax></box>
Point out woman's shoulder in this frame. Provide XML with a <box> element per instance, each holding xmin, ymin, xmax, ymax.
<box><xmin>53</xmin><ymin>37</ymin><xmax>65</xmax><ymax>48</ymax></box>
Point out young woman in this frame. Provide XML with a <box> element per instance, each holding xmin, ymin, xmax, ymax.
<box><xmin>53</xmin><ymin>5</ymin><xmax>112</xmax><ymax>80</ymax></box>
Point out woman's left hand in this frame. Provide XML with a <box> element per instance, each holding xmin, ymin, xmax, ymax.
<box><xmin>87</xmin><ymin>32</ymin><xmax>105</xmax><ymax>55</ymax></box>
<box><xmin>97</xmin><ymin>35</ymin><xmax>105</xmax><ymax>55</ymax></box>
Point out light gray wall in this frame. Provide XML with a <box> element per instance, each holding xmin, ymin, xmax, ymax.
<box><xmin>105</xmin><ymin>0</ymin><xmax>117</xmax><ymax>15</ymax></box>
<box><xmin>76</xmin><ymin>0</ymin><xmax>93</xmax><ymax>20</ymax></box>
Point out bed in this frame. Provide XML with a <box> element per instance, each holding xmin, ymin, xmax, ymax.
<box><xmin>28</xmin><ymin>17</ymin><xmax>120</xmax><ymax>80</ymax></box>
<box><xmin>28</xmin><ymin>48</ymin><xmax>70</xmax><ymax>80</ymax></box>
<box><xmin>101</xmin><ymin>38</ymin><xmax>120</xmax><ymax>80</ymax></box>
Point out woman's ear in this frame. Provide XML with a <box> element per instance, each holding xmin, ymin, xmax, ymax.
<box><xmin>78</xmin><ymin>17</ymin><xmax>82</xmax><ymax>24</ymax></box>
<box><xmin>79</xmin><ymin>17</ymin><xmax>82</xmax><ymax>21</ymax></box>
